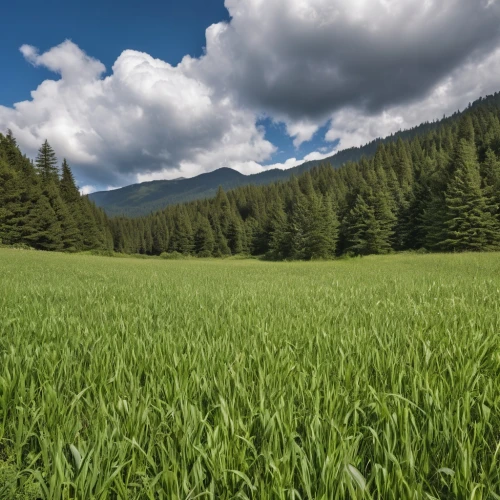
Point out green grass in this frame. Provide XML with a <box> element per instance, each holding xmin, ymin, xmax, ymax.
<box><xmin>1</xmin><ymin>249</ymin><xmax>499</xmax><ymax>499</ymax></box>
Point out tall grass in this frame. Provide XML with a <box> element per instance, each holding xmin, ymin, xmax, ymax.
<box><xmin>0</xmin><ymin>249</ymin><xmax>499</xmax><ymax>498</ymax></box>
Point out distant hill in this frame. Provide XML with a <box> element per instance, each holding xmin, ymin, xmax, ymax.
<box><xmin>89</xmin><ymin>116</ymin><xmax>454</xmax><ymax>217</ymax></box>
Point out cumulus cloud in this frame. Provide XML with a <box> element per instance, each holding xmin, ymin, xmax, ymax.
<box><xmin>1</xmin><ymin>0</ymin><xmax>500</xmax><ymax>188</ymax></box>
<box><xmin>197</xmin><ymin>0</ymin><xmax>500</xmax><ymax>123</ymax></box>
<box><xmin>20</xmin><ymin>42</ymin><xmax>105</xmax><ymax>82</ymax></box>
<box><xmin>0</xmin><ymin>41</ymin><xmax>275</xmax><ymax>187</ymax></box>
<box><xmin>326</xmin><ymin>44</ymin><xmax>500</xmax><ymax>149</ymax></box>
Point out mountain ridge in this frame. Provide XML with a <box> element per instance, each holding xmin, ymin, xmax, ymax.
<box><xmin>89</xmin><ymin>111</ymin><xmax>464</xmax><ymax>217</ymax></box>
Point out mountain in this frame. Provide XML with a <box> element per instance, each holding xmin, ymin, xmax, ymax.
<box><xmin>90</xmin><ymin>117</ymin><xmax>453</xmax><ymax>217</ymax></box>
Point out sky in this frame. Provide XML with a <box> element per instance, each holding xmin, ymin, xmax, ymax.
<box><xmin>1</xmin><ymin>0</ymin><xmax>500</xmax><ymax>193</ymax></box>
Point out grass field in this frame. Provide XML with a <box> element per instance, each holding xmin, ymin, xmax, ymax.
<box><xmin>0</xmin><ymin>249</ymin><xmax>499</xmax><ymax>499</ymax></box>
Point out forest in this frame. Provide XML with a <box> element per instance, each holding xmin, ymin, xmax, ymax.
<box><xmin>1</xmin><ymin>92</ymin><xmax>500</xmax><ymax>259</ymax></box>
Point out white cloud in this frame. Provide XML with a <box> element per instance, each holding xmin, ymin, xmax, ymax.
<box><xmin>20</xmin><ymin>41</ymin><xmax>105</xmax><ymax>82</ymax></box>
<box><xmin>326</xmin><ymin>45</ymin><xmax>500</xmax><ymax>150</ymax></box>
<box><xmin>0</xmin><ymin>40</ymin><xmax>275</xmax><ymax>187</ymax></box>
<box><xmin>261</xmin><ymin>146</ymin><xmax>338</xmax><ymax>171</ymax></box>
<box><xmin>285</xmin><ymin>120</ymin><xmax>322</xmax><ymax>147</ymax></box>
<box><xmin>1</xmin><ymin>0</ymin><xmax>500</xmax><ymax>189</ymax></box>
<box><xmin>194</xmin><ymin>0</ymin><xmax>500</xmax><ymax>134</ymax></box>
<box><xmin>79</xmin><ymin>185</ymin><xmax>97</xmax><ymax>195</ymax></box>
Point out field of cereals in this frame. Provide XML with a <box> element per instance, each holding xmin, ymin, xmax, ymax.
<box><xmin>0</xmin><ymin>249</ymin><xmax>499</xmax><ymax>499</ymax></box>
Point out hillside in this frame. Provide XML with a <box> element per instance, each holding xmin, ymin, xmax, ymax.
<box><xmin>107</xmin><ymin>91</ymin><xmax>500</xmax><ymax>257</ymax></box>
<box><xmin>89</xmin><ymin>117</ymin><xmax>447</xmax><ymax>217</ymax></box>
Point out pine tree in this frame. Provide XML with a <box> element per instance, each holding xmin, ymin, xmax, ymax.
<box><xmin>368</xmin><ymin>186</ymin><xmax>396</xmax><ymax>253</ymax></box>
<box><xmin>267</xmin><ymin>202</ymin><xmax>288</xmax><ymax>260</ymax></box>
<box><xmin>346</xmin><ymin>195</ymin><xmax>375</xmax><ymax>255</ymax></box>
<box><xmin>287</xmin><ymin>192</ymin><xmax>310</xmax><ymax>259</ymax></box>
<box><xmin>421</xmin><ymin>193</ymin><xmax>448</xmax><ymax>251</ymax></box>
<box><xmin>45</xmin><ymin>181</ymin><xmax>81</xmax><ymax>251</ymax></box>
<box><xmin>151</xmin><ymin>215</ymin><xmax>169</xmax><ymax>254</ymax></box>
<box><xmin>346</xmin><ymin>191</ymin><xmax>394</xmax><ymax>256</ymax></box>
<box><xmin>212</xmin><ymin>219</ymin><xmax>231</xmax><ymax>257</ymax></box>
<box><xmin>36</xmin><ymin>140</ymin><xmax>59</xmax><ymax>183</ymax></box>
<box><xmin>441</xmin><ymin>139</ymin><xmax>499</xmax><ymax>251</ymax></box>
<box><xmin>59</xmin><ymin>159</ymin><xmax>81</xmax><ymax>204</ymax></box>
<box><xmin>23</xmin><ymin>195</ymin><xmax>63</xmax><ymax>251</ymax></box>
<box><xmin>172</xmin><ymin>208</ymin><xmax>194</xmax><ymax>254</ymax></box>
<box><xmin>79</xmin><ymin>198</ymin><xmax>101</xmax><ymax>250</ymax></box>
<box><xmin>214</xmin><ymin>186</ymin><xmax>232</xmax><ymax>237</ymax></box>
<box><xmin>303</xmin><ymin>194</ymin><xmax>339</xmax><ymax>259</ymax></box>
<box><xmin>319</xmin><ymin>195</ymin><xmax>340</xmax><ymax>256</ymax></box>
<box><xmin>481</xmin><ymin>149</ymin><xmax>500</xmax><ymax>219</ymax></box>
<box><xmin>227</xmin><ymin>215</ymin><xmax>244</xmax><ymax>255</ymax></box>
<box><xmin>194</xmin><ymin>215</ymin><xmax>215</xmax><ymax>257</ymax></box>
<box><xmin>0</xmin><ymin>157</ymin><xmax>21</xmax><ymax>245</ymax></box>
<box><xmin>243</xmin><ymin>216</ymin><xmax>259</xmax><ymax>255</ymax></box>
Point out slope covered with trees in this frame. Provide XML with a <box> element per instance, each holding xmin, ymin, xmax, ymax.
<box><xmin>0</xmin><ymin>134</ymin><xmax>113</xmax><ymax>252</ymax></box>
<box><xmin>2</xmin><ymin>92</ymin><xmax>500</xmax><ymax>259</ymax></box>
<box><xmin>110</xmin><ymin>93</ymin><xmax>500</xmax><ymax>258</ymax></box>
<box><xmin>89</xmin><ymin>116</ymin><xmax>451</xmax><ymax>217</ymax></box>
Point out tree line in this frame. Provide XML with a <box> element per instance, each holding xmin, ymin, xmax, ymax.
<box><xmin>2</xmin><ymin>92</ymin><xmax>500</xmax><ymax>258</ymax></box>
<box><xmin>0</xmin><ymin>133</ymin><xmax>113</xmax><ymax>252</ymax></box>
<box><xmin>111</xmin><ymin>93</ymin><xmax>500</xmax><ymax>258</ymax></box>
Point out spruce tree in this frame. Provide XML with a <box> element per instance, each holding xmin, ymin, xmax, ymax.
<box><xmin>227</xmin><ymin>215</ymin><xmax>244</xmax><ymax>255</ymax></box>
<box><xmin>79</xmin><ymin>198</ymin><xmax>101</xmax><ymax>250</ymax></box>
<box><xmin>320</xmin><ymin>195</ymin><xmax>340</xmax><ymax>256</ymax></box>
<box><xmin>243</xmin><ymin>217</ymin><xmax>259</xmax><ymax>255</ymax></box>
<box><xmin>194</xmin><ymin>215</ymin><xmax>215</xmax><ymax>257</ymax></box>
<box><xmin>287</xmin><ymin>192</ymin><xmax>310</xmax><ymax>260</ymax></box>
<box><xmin>172</xmin><ymin>208</ymin><xmax>194</xmax><ymax>254</ymax></box>
<box><xmin>346</xmin><ymin>191</ymin><xmax>394</xmax><ymax>256</ymax></box>
<box><xmin>267</xmin><ymin>202</ymin><xmax>288</xmax><ymax>260</ymax></box>
<box><xmin>346</xmin><ymin>194</ymin><xmax>377</xmax><ymax>255</ymax></box>
<box><xmin>303</xmin><ymin>194</ymin><xmax>339</xmax><ymax>259</ymax></box>
<box><xmin>368</xmin><ymin>186</ymin><xmax>396</xmax><ymax>253</ymax></box>
<box><xmin>151</xmin><ymin>215</ymin><xmax>169</xmax><ymax>254</ymax></box>
<box><xmin>23</xmin><ymin>195</ymin><xmax>63</xmax><ymax>251</ymax></box>
<box><xmin>441</xmin><ymin>139</ymin><xmax>499</xmax><ymax>251</ymax></box>
<box><xmin>59</xmin><ymin>159</ymin><xmax>81</xmax><ymax>204</ymax></box>
<box><xmin>36</xmin><ymin>140</ymin><xmax>59</xmax><ymax>183</ymax></box>
<box><xmin>45</xmin><ymin>181</ymin><xmax>81</xmax><ymax>251</ymax></box>
<box><xmin>0</xmin><ymin>158</ymin><xmax>21</xmax><ymax>245</ymax></box>
<box><xmin>481</xmin><ymin>149</ymin><xmax>500</xmax><ymax>219</ymax></box>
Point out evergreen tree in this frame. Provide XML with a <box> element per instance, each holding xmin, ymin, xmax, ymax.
<box><xmin>4</xmin><ymin>92</ymin><xmax>500</xmax><ymax>259</ymax></box>
<box><xmin>172</xmin><ymin>208</ymin><xmax>194</xmax><ymax>254</ymax></box>
<box><xmin>303</xmin><ymin>194</ymin><xmax>339</xmax><ymax>259</ymax></box>
<box><xmin>441</xmin><ymin>139</ymin><xmax>499</xmax><ymax>251</ymax></box>
<box><xmin>36</xmin><ymin>140</ymin><xmax>59</xmax><ymax>183</ymax></box>
<box><xmin>368</xmin><ymin>186</ymin><xmax>396</xmax><ymax>253</ymax></box>
<box><xmin>23</xmin><ymin>195</ymin><xmax>63</xmax><ymax>251</ymax></box>
<box><xmin>59</xmin><ymin>159</ymin><xmax>81</xmax><ymax>204</ymax></box>
<box><xmin>346</xmin><ymin>195</ymin><xmax>378</xmax><ymax>255</ymax></box>
<box><xmin>194</xmin><ymin>215</ymin><xmax>215</xmax><ymax>257</ymax></box>
<box><xmin>481</xmin><ymin>149</ymin><xmax>500</xmax><ymax>219</ymax></box>
<box><xmin>151</xmin><ymin>215</ymin><xmax>169</xmax><ymax>254</ymax></box>
<box><xmin>79</xmin><ymin>198</ymin><xmax>101</xmax><ymax>250</ymax></box>
<box><xmin>346</xmin><ymin>191</ymin><xmax>394</xmax><ymax>256</ymax></box>
<box><xmin>287</xmin><ymin>191</ymin><xmax>310</xmax><ymax>260</ymax></box>
<box><xmin>227</xmin><ymin>214</ymin><xmax>244</xmax><ymax>255</ymax></box>
<box><xmin>267</xmin><ymin>202</ymin><xmax>288</xmax><ymax>260</ymax></box>
<box><xmin>45</xmin><ymin>181</ymin><xmax>81</xmax><ymax>251</ymax></box>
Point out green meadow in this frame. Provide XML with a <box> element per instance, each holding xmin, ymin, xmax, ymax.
<box><xmin>1</xmin><ymin>249</ymin><xmax>499</xmax><ymax>499</ymax></box>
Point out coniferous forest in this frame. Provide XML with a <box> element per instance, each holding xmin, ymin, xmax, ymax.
<box><xmin>0</xmin><ymin>134</ymin><xmax>113</xmax><ymax>253</ymax></box>
<box><xmin>2</xmin><ymin>92</ymin><xmax>500</xmax><ymax>259</ymax></box>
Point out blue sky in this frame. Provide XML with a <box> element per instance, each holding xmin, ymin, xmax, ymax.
<box><xmin>1</xmin><ymin>1</ymin><xmax>229</xmax><ymax>107</ymax></box>
<box><xmin>1</xmin><ymin>0</ymin><xmax>335</xmax><ymax>185</ymax></box>
<box><xmin>1</xmin><ymin>0</ymin><xmax>499</xmax><ymax>191</ymax></box>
